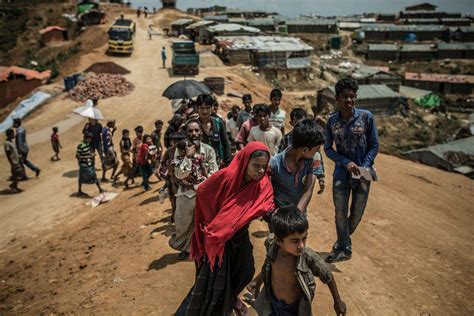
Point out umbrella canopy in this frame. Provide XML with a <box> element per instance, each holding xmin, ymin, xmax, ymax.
<box><xmin>73</xmin><ymin>99</ymin><xmax>104</xmax><ymax>120</ymax></box>
<box><xmin>162</xmin><ymin>80</ymin><xmax>210</xmax><ymax>100</ymax></box>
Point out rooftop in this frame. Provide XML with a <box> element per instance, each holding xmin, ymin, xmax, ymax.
<box><xmin>437</xmin><ymin>42</ymin><xmax>474</xmax><ymax>50</ymax></box>
<box><xmin>207</xmin><ymin>23</ymin><xmax>260</xmax><ymax>33</ymax></box>
<box><xmin>405</xmin><ymin>72</ymin><xmax>474</xmax><ymax>84</ymax></box>
<box><xmin>362</xmin><ymin>23</ymin><xmax>448</xmax><ymax>32</ymax></box>
<box><xmin>368</xmin><ymin>44</ymin><xmax>398</xmax><ymax>51</ymax></box>
<box><xmin>400</xmin><ymin>44</ymin><xmax>434</xmax><ymax>52</ymax></box>
<box><xmin>215</xmin><ymin>35</ymin><xmax>313</xmax><ymax>52</ymax></box>
<box><xmin>323</xmin><ymin>84</ymin><xmax>400</xmax><ymax>99</ymax></box>
<box><xmin>186</xmin><ymin>20</ymin><xmax>215</xmax><ymax>29</ymax></box>
<box><xmin>171</xmin><ymin>18</ymin><xmax>194</xmax><ymax>26</ymax></box>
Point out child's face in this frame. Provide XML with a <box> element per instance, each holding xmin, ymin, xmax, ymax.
<box><xmin>278</xmin><ymin>231</ymin><xmax>308</xmax><ymax>257</ymax></box>
<box><xmin>136</xmin><ymin>131</ymin><xmax>143</xmax><ymax>139</ymax></box>
<box><xmin>256</xmin><ymin>111</ymin><xmax>270</xmax><ymax>128</ymax></box>
<box><xmin>145</xmin><ymin>136</ymin><xmax>153</xmax><ymax>145</ymax></box>
<box><xmin>123</xmin><ymin>132</ymin><xmax>130</xmax><ymax>138</ymax></box>
<box><xmin>155</xmin><ymin>123</ymin><xmax>163</xmax><ymax>131</ymax></box>
<box><xmin>301</xmin><ymin>145</ymin><xmax>320</xmax><ymax>159</ymax></box>
<box><xmin>271</xmin><ymin>97</ymin><xmax>281</xmax><ymax>107</ymax></box>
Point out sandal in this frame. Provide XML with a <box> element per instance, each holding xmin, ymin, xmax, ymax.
<box><xmin>326</xmin><ymin>250</ymin><xmax>352</xmax><ymax>263</ymax></box>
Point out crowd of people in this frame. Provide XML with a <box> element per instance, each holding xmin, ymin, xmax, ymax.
<box><xmin>3</xmin><ymin>77</ymin><xmax>379</xmax><ymax>315</ymax></box>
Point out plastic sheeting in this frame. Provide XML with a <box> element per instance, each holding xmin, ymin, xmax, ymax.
<box><xmin>0</xmin><ymin>91</ymin><xmax>51</xmax><ymax>133</ymax></box>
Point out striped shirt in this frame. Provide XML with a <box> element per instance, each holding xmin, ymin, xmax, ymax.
<box><xmin>76</xmin><ymin>141</ymin><xmax>92</xmax><ymax>163</ymax></box>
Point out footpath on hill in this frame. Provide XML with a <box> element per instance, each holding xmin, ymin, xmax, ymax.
<box><xmin>0</xmin><ymin>11</ymin><xmax>473</xmax><ymax>315</ymax></box>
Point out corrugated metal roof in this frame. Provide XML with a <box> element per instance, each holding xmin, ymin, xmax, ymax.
<box><xmin>324</xmin><ymin>84</ymin><xmax>400</xmax><ymax>99</ymax></box>
<box><xmin>204</xmin><ymin>15</ymin><xmax>229</xmax><ymax>22</ymax></box>
<box><xmin>228</xmin><ymin>18</ymin><xmax>247</xmax><ymax>24</ymax></box>
<box><xmin>441</xmin><ymin>18</ymin><xmax>471</xmax><ymax>22</ymax></box>
<box><xmin>215</xmin><ymin>35</ymin><xmax>313</xmax><ymax>52</ymax></box>
<box><xmin>287</xmin><ymin>18</ymin><xmax>337</xmax><ymax>26</ymax></box>
<box><xmin>400</xmin><ymin>44</ymin><xmax>434</xmax><ymax>52</ymax></box>
<box><xmin>171</xmin><ymin>18</ymin><xmax>194</xmax><ymax>26</ymax></box>
<box><xmin>247</xmin><ymin>18</ymin><xmax>276</xmax><ymax>26</ymax></box>
<box><xmin>186</xmin><ymin>20</ymin><xmax>215</xmax><ymax>29</ymax></box>
<box><xmin>368</xmin><ymin>44</ymin><xmax>398</xmax><ymax>51</ymax></box>
<box><xmin>399</xmin><ymin>85</ymin><xmax>432</xmax><ymax>99</ymax></box>
<box><xmin>438</xmin><ymin>42</ymin><xmax>474</xmax><ymax>50</ymax></box>
<box><xmin>362</xmin><ymin>23</ymin><xmax>447</xmax><ymax>32</ymax></box>
<box><xmin>459</xmin><ymin>26</ymin><xmax>474</xmax><ymax>32</ymax></box>
<box><xmin>352</xmin><ymin>65</ymin><xmax>393</xmax><ymax>79</ymax></box>
<box><xmin>405</xmin><ymin>72</ymin><xmax>474</xmax><ymax>84</ymax></box>
<box><xmin>207</xmin><ymin>23</ymin><xmax>260</xmax><ymax>33</ymax></box>
<box><xmin>338</xmin><ymin>22</ymin><xmax>361</xmax><ymax>29</ymax></box>
<box><xmin>404</xmin><ymin>18</ymin><xmax>439</xmax><ymax>23</ymax></box>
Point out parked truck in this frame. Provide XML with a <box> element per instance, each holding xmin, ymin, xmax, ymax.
<box><xmin>108</xmin><ymin>18</ymin><xmax>135</xmax><ymax>55</ymax></box>
<box><xmin>172</xmin><ymin>41</ymin><xmax>199</xmax><ymax>75</ymax></box>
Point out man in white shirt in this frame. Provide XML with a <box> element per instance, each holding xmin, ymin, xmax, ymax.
<box><xmin>248</xmin><ymin>104</ymin><xmax>282</xmax><ymax>156</ymax></box>
<box><xmin>269</xmin><ymin>89</ymin><xmax>287</xmax><ymax>136</ymax></box>
<box><xmin>226</xmin><ymin>105</ymin><xmax>240</xmax><ymax>141</ymax></box>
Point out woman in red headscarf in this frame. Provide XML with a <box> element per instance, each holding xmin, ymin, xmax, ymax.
<box><xmin>176</xmin><ymin>141</ymin><xmax>274</xmax><ymax>316</ymax></box>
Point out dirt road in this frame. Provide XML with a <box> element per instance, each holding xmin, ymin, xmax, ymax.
<box><xmin>1</xmin><ymin>12</ymin><xmax>474</xmax><ymax>315</ymax></box>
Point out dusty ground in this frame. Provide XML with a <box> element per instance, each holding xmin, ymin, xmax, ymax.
<box><xmin>1</xmin><ymin>11</ymin><xmax>474</xmax><ymax>316</ymax></box>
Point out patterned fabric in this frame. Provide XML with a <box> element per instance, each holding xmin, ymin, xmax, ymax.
<box><xmin>269</xmin><ymin>108</ymin><xmax>287</xmax><ymax>130</ymax></box>
<box><xmin>324</xmin><ymin>109</ymin><xmax>379</xmax><ymax>181</ymax></box>
<box><xmin>76</xmin><ymin>141</ymin><xmax>92</xmax><ymax>164</ymax></box>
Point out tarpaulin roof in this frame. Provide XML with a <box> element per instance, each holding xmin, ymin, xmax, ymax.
<box><xmin>207</xmin><ymin>23</ymin><xmax>260</xmax><ymax>33</ymax></box>
<box><xmin>323</xmin><ymin>84</ymin><xmax>399</xmax><ymax>99</ymax></box>
<box><xmin>405</xmin><ymin>72</ymin><xmax>474</xmax><ymax>84</ymax></box>
<box><xmin>77</xmin><ymin>1</ymin><xmax>99</xmax><ymax>15</ymax></box>
<box><xmin>171</xmin><ymin>18</ymin><xmax>194</xmax><ymax>26</ymax></box>
<box><xmin>215</xmin><ymin>35</ymin><xmax>313</xmax><ymax>52</ymax></box>
<box><xmin>401</xmin><ymin>44</ymin><xmax>434</xmax><ymax>52</ymax></box>
<box><xmin>186</xmin><ymin>20</ymin><xmax>215</xmax><ymax>29</ymax></box>
<box><xmin>38</xmin><ymin>26</ymin><xmax>66</xmax><ymax>34</ymax></box>
<box><xmin>368</xmin><ymin>44</ymin><xmax>398</xmax><ymax>51</ymax></box>
<box><xmin>0</xmin><ymin>66</ymin><xmax>51</xmax><ymax>82</ymax></box>
<box><xmin>399</xmin><ymin>85</ymin><xmax>432</xmax><ymax>99</ymax></box>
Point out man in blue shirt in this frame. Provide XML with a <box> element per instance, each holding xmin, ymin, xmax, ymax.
<box><xmin>161</xmin><ymin>46</ymin><xmax>167</xmax><ymax>68</ymax></box>
<box><xmin>324</xmin><ymin>77</ymin><xmax>379</xmax><ymax>263</ymax></box>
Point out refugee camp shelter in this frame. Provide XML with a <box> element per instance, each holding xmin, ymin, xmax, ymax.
<box><xmin>38</xmin><ymin>26</ymin><xmax>68</xmax><ymax>45</ymax></box>
<box><xmin>0</xmin><ymin>66</ymin><xmax>51</xmax><ymax>108</ymax></box>
<box><xmin>402</xmin><ymin>18</ymin><xmax>439</xmax><ymax>25</ymax></box>
<box><xmin>162</xmin><ymin>0</ymin><xmax>176</xmax><ymax>9</ymax></box>
<box><xmin>205</xmin><ymin>24</ymin><xmax>260</xmax><ymax>41</ymax></box>
<box><xmin>317</xmin><ymin>84</ymin><xmax>400</xmax><ymax>115</ymax></box>
<box><xmin>377</xmin><ymin>13</ymin><xmax>397</xmax><ymax>23</ymax></box>
<box><xmin>399</xmin><ymin>85</ymin><xmax>432</xmax><ymax>99</ymax></box>
<box><xmin>361</xmin><ymin>24</ymin><xmax>449</xmax><ymax>41</ymax></box>
<box><xmin>399</xmin><ymin>44</ymin><xmax>435</xmax><ymax>61</ymax></box>
<box><xmin>171</xmin><ymin>19</ymin><xmax>194</xmax><ymax>36</ymax></box>
<box><xmin>452</xmin><ymin>26</ymin><xmax>474</xmax><ymax>42</ymax></box>
<box><xmin>214</xmin><ymin>35</ymin><xmax>313</xmax><ymax>70</ymax></box>
<box><xmin>367</xmin><ymin>44</ymin><xmax>398</xmax><ymax>61</ymax></box>
<box><xmin>405</xmin><ymin>136</ymin><xmax>474</xmax><ymax>177</ymax></box>
<box><xmin>186</xmin><ymin>20</ymin><xmax>216</xmax><ymax>43</ymax></box>
<box><xmin>405</xmin><ymin>3</ymin><xmax>437</xmax><ymax>11</ymax></box>
<box><xmin>247</xmin><ymin>18</ymin><xmax>277</xmax><ymax>33</ymax></box>
<box><xmin>286</xmin><ymin>18</ymin><xmax>338</xmax><ymax>34</ymax></box>
<box><xmin>404</xmin><ymin>72</ymin><xmax>474</xmax><ymax>94</ymax></box>
<box><xmin>437</xmin><ymin>42</ymin><xmax>474</xmax><ymax>59</ymax></box>
<box><xmin>440</xmin><ymin>18</ymin><xmax>471</xmax><ymax>26</ymax></box>
<box><xmin>351</xmin><ymin>65</ymin><xmax>402</xmax><ymax>91</ymax></box>
<box><xmin>204</xmin><ymin>15</ymin><xmax>229</xmax><ymax>23</ymax></box>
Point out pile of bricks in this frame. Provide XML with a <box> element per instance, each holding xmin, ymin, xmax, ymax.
<box><xmin>68</xmin><ymin>73</ymin><xmax>134</xmax><ymax>102</ymax></box>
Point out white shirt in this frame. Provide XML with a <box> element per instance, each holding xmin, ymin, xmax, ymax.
<box><xmin>226</xmin><ymin>118</ymin><xmax>239</xmax><ymax>140</ymax></box>
<box><xmin>247</xmin><ymin>125</ymin><xmax>282</xmax><ymax>156</ymax></box>
<box><xmin>269</xmin><ymin>108</ymin><xmax>286</xmax><ymax>131</ymax></box>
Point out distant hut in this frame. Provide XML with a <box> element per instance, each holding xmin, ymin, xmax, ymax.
<box><xmin>437</xmin><ymin>42</ymin><xmax>474</xmax><ymax>59</ymax></box>
<box><xmin>399</xmin><ymin>44</ymin><xmax>435</xmax><ymax>62</ymax></box>
<box><xmin>162</xmin><ymin>0</ymin><xmax>176</xmax><ymax>9</ymax></box>
<box><xmin>367</xmin><ymin>44</ymin><xmax>398</xmax><ymax>61</ymax></box>
<box><xmin>404</xmin><ymin>72</ymin><xmax>474</xmax><ymax>94</ymax></box>
<box><xmin>405</xmin><ymin>3</ymin><xmax>438</xmax><ymax>11</ymax></box>
<box><xmin>351</xmin><ymin>65</ymin><xmax>402</xmax><ymax>91</ymax></box>
<box><xmin>287</xmin><ymin>18</ymin><xmax>338</xmax><ymax>34</ymax></box>
<box><xmin>38</xmin><ymin>26</ymin><xmax>68</xmax><ymax>45</ymax></box>
<box><xmin>170</xmin><ymin>18</ymin><xmax>195</xmax><ymax>36</ymax></box>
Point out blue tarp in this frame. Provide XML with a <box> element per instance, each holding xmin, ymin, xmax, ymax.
<box><xmin>0</xmin><ymin>91</ymin><xmax>52</xmax><ymax>133</ymax></box>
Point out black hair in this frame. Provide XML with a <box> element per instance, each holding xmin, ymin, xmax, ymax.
<box><xmin>185</xmin><ymin>118</ymin><xmax>203</xmax><ymax>130</ymax></box>
<box><xmin>143</xmin><ymin>134</ymin><xmax>152</xmax><ymax>141</ymax></box>
<box><xmin>170</xmin><ymin>131</ymin><xmax>186</xmax><ymax>141</ymax></box>
<box><xmin>292</xmin><ymin>119</ymin><xmax>325</xmax><ymax>149</ymax></box>
<box><xmin>176</xmin><ymin>139</ymin><xmax>188</xmax><ymax>151</ymax></box>
<box><xmin>196</xmin><ymin>94</ymin><xmax>214</xmax><ymax>107</ymax></box>
<box><xmin>253</xmin><ymin>103</ymin><xmax>271</xmax><ymax>116</ymax></box>
<box><xmin>249</xmin><ymin>149</ymin><xmax>270</xmax><ymax>160</ymax></box>
<box><xmin>52</xmin><ymin>126</ymin><xmax>58</xmax><ymax>132</ymax></box>
<box><xmin>227</xmin><ymin>112</ymin><xmax>233</xmax><ymax>119</ymax></box>
<box><xmin>272</xmin><ymin>205</ymin><xmax>309</xmax><ymax>240</ymax></box>
<box><xmin>13</xmin><ymin>118</ymin><xmax>21</xmax><ymax>126</ymax></box>
<box><xmin>134</xmin><ymin>125</ymin><xmax>144</xmax><ymax>133</ymax></box>
<box><xmin>270</xmin><ymin>88</ymin><xmax>282</xmax><ymax>100</ymax></box>
<box><xmin>6</xmin><ymin>128</ymin><xmax>14</xmax><ymax>137</ymax></box>
<box><xmin>232</xmin><ymin>105</ymin><xmax>240</xmax><ymax>112</ymax></box>
<box><xmin>122</xmin><ymin>129</ymin><xmax>130</xmax><ymax>135</ymax></box>
<box><xmin>290</xmin><ymin>108</ymin><xmax>307</xmax><ymax>123</ymax></box>
<box><xmin>242</xmin><ymin>94</ymin><xmax>252</xmax><ymax>102</ymax></box>
<box><xmin>335</xmin><ymin>77</ymin><xmax>359</xmax><ymax>98</ymax></box>
<box><xmin>155</xmin><ymin>119</ymin><xmax>163</xmax><ymax>126</ymax></box>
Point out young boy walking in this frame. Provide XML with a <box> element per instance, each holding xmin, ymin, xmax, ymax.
<box><xmin>50</xmin><ymin>127</ymin><xmax>62</xmax><ymax>161</ymax></box>
<box><xmin>253</xmin><ymin>206</ymin><xmax>346</xmax><ymax>315</ymax></box>
<box><xmin>4</xmin><ymin>129</ymin><xmax>25</xmax><ymax>192</ymax></box>
<box><xmin>114</xmin><ymin>129</ymin><xmax>134</xmax><ymax>188</ymax></box>
<box><xmin>136</xmin><ymin>134</ymin><xmax>156</xmax><ymax>191</ymax></box>
<box><xmin>248</xmin><ymin>104</ymin><xmax>282</xmax><ymax>156</ymax></box>
<box><xmin>324</xmin><ymin>77</ymin><xmax>379</xmax><ymax>263</ymax></box>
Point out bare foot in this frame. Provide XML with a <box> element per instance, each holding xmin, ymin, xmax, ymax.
<box><xmin>234</xmin><ymin>298</ymin><xmax>248</xmax><ymax>316</ymax></box>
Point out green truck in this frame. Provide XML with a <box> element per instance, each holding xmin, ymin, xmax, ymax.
<box><xmin>172</xmin><ymin>41</ymin><xmax>199</xmax><ymax>75</ymax></box>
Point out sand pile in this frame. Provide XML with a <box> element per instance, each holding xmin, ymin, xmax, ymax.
<box><xmin>199</xmin><ymin>51</ymin><xmax>225</xmax><ymax>68</ymax></box>
<box><xmin>68</xmin><ymin>73</ymin><xmax>134</xmax><ymax>102</ymax></box>
<box><xmin>84</xmin><ymin>62</ymin><xmax>131</xmax><ymax>75</ymax></box>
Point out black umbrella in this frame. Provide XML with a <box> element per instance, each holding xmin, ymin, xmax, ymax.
<box><xmin>162</xmin><ymin>79</ymin><xmax>211</xmax><ymax>100</ymax></box>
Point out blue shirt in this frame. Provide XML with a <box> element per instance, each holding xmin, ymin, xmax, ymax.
<box><xmin>270</xmin><ymin>147</ymin><xmax>319</xmax><ymax>209</ymax></box>
<box><xmin>324</xmin><ymin>109</ymin><xmax>379</xmax><ymax>181</ymax></box>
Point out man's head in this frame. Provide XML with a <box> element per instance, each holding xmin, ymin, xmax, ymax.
<box><xmin>6</xmin><ymin>128</ymin><xmax>14</xmax><ymax>140</ymax></box>
<box><xmin>52</xmin><ymin>126</ymin><xmax>58</xmax><ymax>133</ymax></box>
<box><xmin>170</xmin><ymin>113</ymin><xmax>184</xmax><ymax>129</ymax></box>
<box><xmin>253</xmin><ymin>103</ymin><xmax>271</xmax><ymax>129</ymax></box>
<box><xmin>122</xmin><ymin>129</ymin><xmax>130</xmax><ymax>138</ymax></box>
<box><xmin>12</xmin><ymin>118</ymin><xmax>21</xmax><ymax>128</ymax></box>
<box><xmin>84</xmin><ymin>132</ymin><xmax>93</xmax><ymax>143</ymax></box>
<box><xmin>335</xmin><ymin>77</ymin><xmax>358</xmax><ymax>113</ymax></box>
<box><xmin>185</xmin><ymin>119</ymin><xmax>203</xmax><ymax>142</ymax></box>
<box><xmin>242</xmin><ymin>94</ymin><xmax>252</xmax><ymax>111</ymax></box>
<box><xmin>134</xmin><ymin>125</ymin><xmax>144</xmax><ymax>138</ymax></box>
<box><xmin>107</xmin><ymin>120</ymin><xmax>115</xmax><ymax>128</ymax></box>
<box><xmin>269</xmin><ymin>89</ymin><xmax>282</xmax><ymax>108</ymax></box>
<box><xmin>213</xmin><ymin>101</ymin><xmax>219</xmax><ymax>115</ymax></box>
<box><xmin>290</xmin><ymin>107</ymin><xmax>307</xmax><ymax>126</ymax></box>
<box><xmin>231</xmin><ymin>105</ymin><xmax>240</xmax><ymax>120</ymax></box>
<box><xmin>272</xmin><ymin>205</ymin><xmax>309</xmax><ymax>257</ymax></box>
<box><xmin>143</xmin><ymin>134</ymin><xmax>153</xmax><ymax>145</ymax></box>
<box><xmin>292</xmin><ymin>119</ymin><xmax>325</xmax><ymax>159</ymax></box>
<box><xmin>196</xmin><ymin>94</ymin><xmax>214</xmax><ymax>121</ymax></box>
<box><xmin>154</xmin><ymin>119</ymin><xmax>164</xmax><ymax>131</ymax></box>
<box><xmin>88</xmin><ymin>118</ymin><xmax>98</xmax><ymax>126</ymax></box>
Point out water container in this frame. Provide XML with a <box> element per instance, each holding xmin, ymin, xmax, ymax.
<box><xmin>64</xmin><ymin>76</ymin><xmax>75</xmax><ymax>91</ymax></box>
<box><xmin>329</xmin><ymin>36</ymin><xmax>341</xmax><ymax>50</ymax></box>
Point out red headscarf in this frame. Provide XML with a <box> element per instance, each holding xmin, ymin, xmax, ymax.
<box><xmin>190</xmin><ymin>141</ymin><xmax>274</xmax><ymax>269</ymax></box>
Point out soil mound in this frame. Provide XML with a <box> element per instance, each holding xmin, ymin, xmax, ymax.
<box><xmin>84</xmin><ymin>62</ymin><xmax>131</xmax><ymax>75</ymax></box>
<box><xmin>200</xmin><ymin>52</ymin><xmax>224</xmax><ymax>68</ymax></box>
<box><xmin>68</xmin><ymin>73</ymin><xmax>134</xmax><ymax>102</ymax></box>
